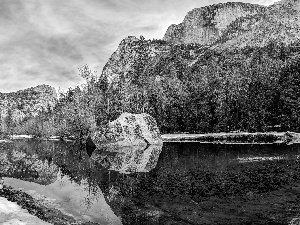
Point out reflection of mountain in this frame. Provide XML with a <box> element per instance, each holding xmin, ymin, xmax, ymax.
<box><xmin>0</xmin><ymin>139</ymin><xmax>104</xmax><ymax>186</ymax></box>
<box><xmin>0</xmin><ymin>145</ymin><xmax>59</xmax><ymax>185</ymax></box>
<box><xmin>0</xmin><ymin>140</ymin><xmax>89</xmax><ymax>186</ymax></box>
<box><xmin>91</xmin><ymin>144</ymin><xmax>163</xmax><ymax>174</ymax></box>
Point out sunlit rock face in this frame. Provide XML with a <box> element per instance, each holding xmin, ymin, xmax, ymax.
<box><xmin>0</xmin><ymin>84</ymin><xmax>57</xmax><ymax>122</ymax></box>
<box><xmin>162</xmin><ymin>1</ymin><xmax>300</xmax><ymax>48</ymax></box>
<box><xmin>163</xmin><ymin>2</ymin><xmax>266</xmax><ymax>45</ymax></box>
<box><xmin>100</xmin><ymin>36</ymin><xmax>186</xmax><ymax>122</ymax></box>
<box><xmin>91</xmin><ymin>144</ymin><xmax>162</xmax><ymax>174</ymax></box>
<box><xmin>271</xmin><ymin>0</ymin><xmax>300</xmax><ymax>10</ymax></box>
<box><xmin>216</xmin><ymin>2</ymin><xmax>300</xmax><ymax>49</ymax></box>
<box><xmin>92</xmin><ymin>113</ymin><xmax>162</xmax><ymax>148</ymax></box>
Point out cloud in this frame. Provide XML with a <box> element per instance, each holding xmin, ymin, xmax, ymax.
<box><xmin>0</xmin><ymin>0</ymin><xmax>277</xmax><ymax>93</ymax></box>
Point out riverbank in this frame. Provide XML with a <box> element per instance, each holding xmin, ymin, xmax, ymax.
<box><xmin>161</xmin><ymin>132</ymin><xmax>300</xmax><ymax>144</ymax></box>
<box><xmin>0</xmin><ymin>196</ymin><xmax>51</xmax><ymax>225</ymax></box>
<box><xmin>2</xmin><ymin>132</ymin><xmax>300</xmax><ymax>145</ymax></box>
<box><xmin>0</xmin><ymin>134</ymin><xmax>76</xmax><ymax>142</ymax></box>
<box><xmin>0</xmin><ymin>183</ymin><xmax>100</xmax><ymax>225</ymax></box>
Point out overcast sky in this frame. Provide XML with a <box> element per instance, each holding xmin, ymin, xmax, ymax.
<box><xmin>0</xmin><ymin>0</ymin><xmax>277</xmax><ymax>93</ymax></box>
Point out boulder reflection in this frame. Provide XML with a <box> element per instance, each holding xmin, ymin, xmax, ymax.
<box><xmin>91</xmin><ymin>144</ymin><xmax>163</xmax><ymax>174</ymax></box>
<box><xmin>0</xmin><ymin>139</ymin><xmax>165</xmax><ymax>224</ymax></box>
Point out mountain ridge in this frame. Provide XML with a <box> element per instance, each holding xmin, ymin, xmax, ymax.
<box><xmin>163</xmin><ymin>2</ymin><xmax>267</xmax><ymax>45</ymax></box>
<box><xmin>0</xmin><ymin>84</ymin><xmax>57</xmax><ymax>124</ymax></box>
<box><xmin>163</xmin><ymin>0</ymin><xmax>300</xmax><ymax>48</ymax></box>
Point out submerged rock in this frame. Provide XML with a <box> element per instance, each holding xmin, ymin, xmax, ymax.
<box><xmin>92</xmin><ymin>113</ymin><xmax>162</xmax><ymax>148</ymax></box>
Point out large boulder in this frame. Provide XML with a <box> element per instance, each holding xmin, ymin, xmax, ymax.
<box><xmin>92</xmin><ymin>113</ymin><xmax>162</xmax><ymax>148</ymax></box>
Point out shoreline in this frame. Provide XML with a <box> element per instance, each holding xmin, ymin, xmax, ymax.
<box><xmin>0</xmin><ymin>183</ymin><xmax>100</xmax><ymax>225</ymax></box>
<box><xmin>1</xmin><ymin>132</ymin><xmax>300</xmax><ymax>145</ymax></box>
<box><xmin>0</xmin><ymin>135</ymin><xmax>76</xmax><ymax>143</ymax></box>
<box><xmin>161</xmin><ymin>131</ymin><xmax>300</xmax><ymax>144</ymax></box>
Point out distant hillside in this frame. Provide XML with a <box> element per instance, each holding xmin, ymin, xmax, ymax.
<box><xmin>0</xmin><ymin>84</ymin><xmax>57</xmax><ymax>123</ymax></box>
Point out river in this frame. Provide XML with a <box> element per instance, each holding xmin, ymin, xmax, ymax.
<box><xmin>1</xmin><ymin>140</ymin><xmax>300</xmax><ymax>224</ymax></box>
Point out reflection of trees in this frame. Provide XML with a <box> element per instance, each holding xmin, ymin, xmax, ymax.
<box><xmin>0</xmin><ymin>140</ymin><xmax>100</xmax><ymax>187</ymax></box>
<box><xmin>79</xmin><ymin>178</ymin><xmax>103</xmax><ymax>210</ymax></box>
<box><xmin>0</xmin><ymin>140</ymin><xmax>165</xmax><ymax>224</ymax></box>
<box><xmin>0</xmin><ymin>140</ymin><xmax>112</xmax><ymax>220</ymax></box>
<box><xmin>0</xmin><ymin>142</ymin><xmax>59</xmax><ymax>185</ymax></box>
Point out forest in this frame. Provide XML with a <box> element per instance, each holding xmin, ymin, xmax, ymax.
<box><xmin>1</xmin><ymin>40</ymin><xmax>300</xmax><ymax>140</ymax></box>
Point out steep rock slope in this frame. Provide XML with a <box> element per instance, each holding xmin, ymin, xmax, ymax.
<box><xmin>163</xmin><ymin>0</ymin><xmax>300</xmax><ymax>48</ymax></box>
<box><xmin>163</xmin><ymin>2</ymin><xmax>266</xmax><ymax>45</ymax></box>
<box><xmin>102</xmin><ymin>37</ymin><xmax>190</xmax><ymax>117</ymax></box>
<box><xmin>215</xmin><ymin>0</ymin><xmax>300</xmax><ymax>48</ymax></box>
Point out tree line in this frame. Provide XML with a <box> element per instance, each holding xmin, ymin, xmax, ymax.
<box><xmin>1</xmin><ymin>40</ymin><xmax>300</xmax><ymax>140</ymax></box>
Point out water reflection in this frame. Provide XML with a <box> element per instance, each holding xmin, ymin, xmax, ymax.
<box><xmin>0</xmin><ymin>140</ymin><xmax>163</xmax><ymax>224</ymax></box>
<box><xmin>0</xmin><ymin>142</ymin><xmax>59</xmax><ymax>185</ymax></box>
<box><xmin>2</xmin><ymin>140</ymin><xmax>300</xmax><ymax>224</ymax></box>
<box><xmin>95</xmin><ymin>142</ymin><xmax>300</xmax><ymax>225</ymax></box>
<box><xmin>3</xmin><ymin>172</ymin><xmax>120</xmax><ymax>225</ymax></box>
<box><xmin>0</xmin><ymin>140</ymin><xmax>123</xmax><ymax>224</ymax></box>
<box><xmin>91</xmin><ymin>145</ymin><xmax>163</xmax><ymax>174</ymax></box>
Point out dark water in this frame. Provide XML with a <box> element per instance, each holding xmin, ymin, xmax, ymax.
<box><xmin>1</xmin><ymin>140</ymin><xmax>300</xmax><ymax>224</ymax></box>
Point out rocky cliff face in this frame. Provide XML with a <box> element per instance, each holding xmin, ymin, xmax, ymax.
<box><xmin>102</xmin><ymin>36</ymin><xmax>172</xmax><ymax>84</ymax></box>
<box><xmin>163</xmin><ymin>0</ymin><xmax>300</xmax><ymax>48</ymax></box>
<box><xmin>163</xmin><ymin>2</ymin><xmax>266</xmax><ymax>45</ymax></box>
<box><xmin>0</xmin><ymin>85</ymin><xmax>57</xmax><ymax>122</ymax></box>
<box><xmin>271</xmin><ymin>0</ymin><xmax>300</xmax><ymax>10</ymax></box>
<box><xmin>215</xmin><ymin>0</ymin><xmax>300</xmax><ymax>49</ymax></box>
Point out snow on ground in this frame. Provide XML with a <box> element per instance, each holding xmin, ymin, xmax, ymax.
<box><xmin>0</xmin><ymin>197</ymin><xmax>51</xmax><ymax>225</ymax></box>
<box><xmin>11</xmin><ymin>135</ymin><xmax>33</xmax><ymax>139</ymax></box>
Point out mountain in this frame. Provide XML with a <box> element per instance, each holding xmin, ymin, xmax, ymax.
<box><xmin>101</xmin><ymin>0</ymin><xmax>300</xmax><ymax>133</ymax></box>
<box><xmin>163</xmin><ymin>1</ymin><xmax>300</xmax><ymax>48</ymax></box>
<box><xmin>163</xmin><ymin>2</ymin><xmax>266</xmax><ymax>45</ymax></box>
<box><xmin>215</xmin><ymin>0</ymin><xmax>300</xmax><ymax>48</ymax></box>
<box><xmin>0</xmin><ymin>84</ymin><xmax>57</xmax><ymax>123</ymax></box>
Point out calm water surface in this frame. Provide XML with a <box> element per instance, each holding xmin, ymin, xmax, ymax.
<box><xmin>1</xmin><ymin>140</ymin><xmax>300</xmax><ymax>224</ymax></box>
